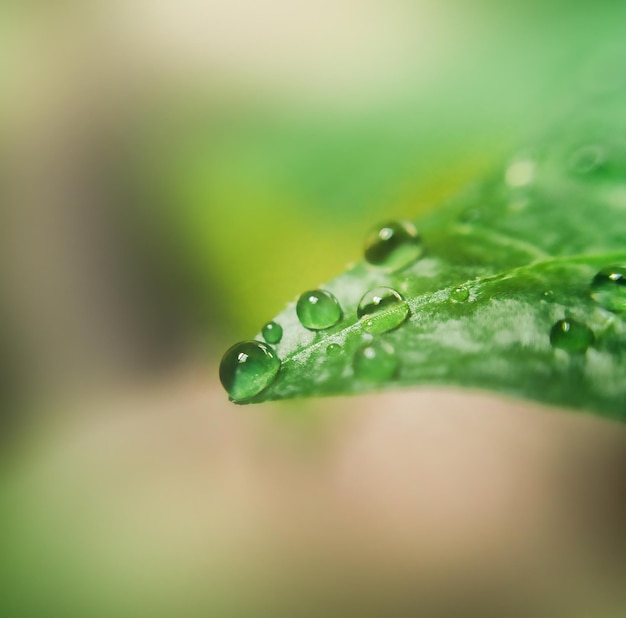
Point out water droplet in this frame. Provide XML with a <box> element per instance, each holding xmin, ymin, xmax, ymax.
<box><xmin>296</xmin><ymin>289</ymin><xmax>342</xmax><ymax>330</ymax></box>
<box><xmin>326</xmin><ymin>343</ymin><xmax>342</xmax><ymax>357</ymax></box>
<box><xmin>590</xmin><ymin>265</ymin><xmax>626</xmax><ymax>313</ymax></box>
<box><xmin>357</xmin><ymin>287</ymin><xmax>409</xmax><ymax>334</ymax></box>
<box><xmin>550</xmin><ymin>319</ymin><xmax>594</xmax><ymax>353</ymax></box>
<box><xmin>219</xmin><ymin>341</ymin><xmax>281</xmax><ymax>402</ymax></box>
<box><xmin>353</xmin><ymin>341</ymin><xmax>399</xmax><ymax>382</ymax></box>
<box><xmin>450</xmin><ymin>286</ymin><xmax>469</xmax><ymax>303</ymax></box>
<box><xmin>364</xmin><ymin>221</ymin><xmax>423</xmax><ymax>272</ymax></box>
<box><xmin>568</xmin><ymin>145</ymin><xmax>605</xmax><ymax>175</ymax></box>
<box><xmin>505</xmin><ymin>159</ymin><xmax>535</xmax><ymax>188</ymax></box>
<box><xmin>261</xmin><ymin>321</ymin><xmax>283</xmax><ymax>344</ymax></box>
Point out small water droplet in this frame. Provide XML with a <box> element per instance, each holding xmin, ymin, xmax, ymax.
<box><xmin>262</xmin><ymin>321</ymin><xmax>283</xmax><ymax>344</ymax></box>
<box><xmin>450</xmin><ymin>286</ymin><xmax>469</xmax><ymax>303</ymax></box>
<box><xmin>219</xmin><ymin>341</ymin><xmax>281</xmax><ymax>402</ymax></box>
<box><xmin>364</xmin><ymin>221</ymin><xmax>423</xmax><ymax>272</ymax></box>
<box><xmin>353</xmin><ymin>341</ymin><xmax>399</xmax><ymax>381</ymax></box>
<box><xmin>568</xmin><ymin>145</ymin><xmax>606</xmax><ymax>175</ymax></box>
<box><xmin>550</xmin><ymin>319</ymin><xmax>594</xmax><ymax>353</ymax></box>
<box><xmin>590</xmin><ymin>265</ymin><xmax>626</xmax><ymax>313</ymax></box>
<box><xmin>505</xmin><ymin>159</ymin><xmax>535</xmax><ymax>188</ymax></box>
<box><xmin>357</xmin><ymin>287</ymin><xmax>409</xmax><ymax>334</ymax></box>
<box><xmin>296</xmin><ymin>289</ymin><xmax>342</xmax><ymax>330</ymax></box>
<box><xmin>326</xmin><ymin>343</ymin><xmax>342</xmax><ymax>357</ymax></box>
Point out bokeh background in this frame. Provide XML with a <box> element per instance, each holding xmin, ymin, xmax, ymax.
<box><xmin>2</xmin><ymin>1</ymin><xmax>626</xmax><ymax>616</ymax></box>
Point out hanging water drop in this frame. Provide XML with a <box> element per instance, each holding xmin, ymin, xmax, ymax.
<box><xmin>296</xmin><ymin>289</ymin><xmax>342</xmax><ymax>330</ymax></box>
<box><xmin>550</xmin><ymin>319</ymin><xmax>594</xmax><ymax>353</ymax></box>
<box><xmin>219</xmin><ymin>341</ymin><xmax>281</xmax><ymax>402</ymax></box>
<box><xmin>357</xmin><ymin>287</ymin><xmax>409</xmax><ymax>334</ymax></box>
<box><xmin>590</xmin><ymin>265</ymin><xmax>626</xmax><ymax>313</ymax></box>
<box><xmin>364</xmin><ymin>221</ymin><xmax>423</xmax><ymax>272</ymax></box>
<box><xmin>353</xmin><ymin>341</ymin><xmax>399</xmax><ymax>382</ymax></box>
<box><xmin>262</xmin><ymin>321</ymin><xmax>283</xmax><ymax>344</ymax></box>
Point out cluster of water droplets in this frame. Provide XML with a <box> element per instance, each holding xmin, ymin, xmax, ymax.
<box><xmin>219</xmin><ymin>220</ymin><xmax>426</xmax><ymax>401</ymax></box>
<box><xmin>548</xmin><ymin>265</ymin><xmax>626</xmax><ymax>354</ymax></box>
<box><xmin>219</xmin><ymin>202</ymin><xmax>626</xmax><ymax>401</ymax></box>
<box><xmin>471</xmin><ymin>144</ymin><xmax>625</xmax><ymax>357</ymax></box>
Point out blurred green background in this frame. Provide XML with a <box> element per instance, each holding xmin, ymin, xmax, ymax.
<box><xmin>2</xmin><ymin>1</ymin><xmax>626</xmax><ymax>616</ymax></box>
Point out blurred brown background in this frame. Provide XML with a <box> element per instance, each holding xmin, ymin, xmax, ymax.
<box><xmin>2</xmin><ymin>1</ymin><xmax>626</xmax><ymax>616</ymax></box>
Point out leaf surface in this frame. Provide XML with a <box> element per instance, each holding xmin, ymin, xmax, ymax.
<box><xmin>225</xmin><ymin>61</ymin><xmax>626</xmax><ymax>420</ymax></box>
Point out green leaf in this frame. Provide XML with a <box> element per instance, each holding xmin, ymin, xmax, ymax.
<box><xmin>220</xmin><ymin>61</ymin><xmax>626</xmax><ymax>421</ymax></box>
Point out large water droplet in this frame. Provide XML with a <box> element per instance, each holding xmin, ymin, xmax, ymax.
<box><xmin>296</xmin><ymin>289</ymin><xmax>342</xmax><ymax>330</ymax></box>
<box><xmin>353</xmin><ymin>341</ymin><xmax>398</xmax><ymax>381</ymax></box>
<box><xmin>364</xmin><ymin>221</ymin><xmax>423</xmax><ymax>272</ymax></box>
<box><xmin>262</xmin><ymin>321</ymin><xmax>283</xmax><ymax>344</ymax></box>
<box><xmin>590</xmin><ymin>265</ymin><xmax>626</xmax><ymax>313</ymax></box>
<box><xmin>357</xmin><ymin>287</ymin><xmax>409</xmax><ymax>334</ymax></box>
<box><xmin>219</xmin><ymin>341</ymin><xmax>281</xmax><ymax>402</ymax></box>
<box><xmin>550</xmin><ymin>319</ymin><xmax>594</xmax><ymax>353</ymax></box>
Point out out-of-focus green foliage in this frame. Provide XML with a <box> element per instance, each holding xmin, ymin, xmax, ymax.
<box><xmin>133</xmin><ymin>2</ymin><xmax>626</xmax><ymax>342</ymax></box>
